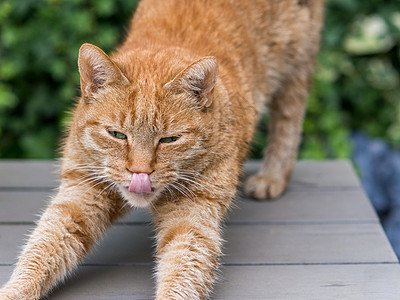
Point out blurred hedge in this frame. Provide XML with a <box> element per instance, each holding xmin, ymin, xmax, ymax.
<box><xmin>0</xmin><ymin>0</ymin><xmax>399</xmax><ymax>159</ymax></box>
<box><xmin>252</xmin><ymin>0</ymin><xmax>400</xmax><ymax>159</ymax></box>
<box><xmin>0</xmin><ymin>0</ymin><xmax>140</xmax><ymax>158</ymax></box>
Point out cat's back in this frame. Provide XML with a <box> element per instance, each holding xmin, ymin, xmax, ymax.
<box><xmin>123</xmin><ymin>0</ymin><xmax>323</xmax><ymax>55</ymax></box>
<box><xmin>120</xmin><ymin>0</ymin><xmax>323</xmax><ymax>94</ymax></box>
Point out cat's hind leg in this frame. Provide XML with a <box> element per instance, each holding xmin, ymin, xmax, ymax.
<box><xmin>245</xmin><ymin>69</ymin><xmax>312</xmax><ymax>199</ymax></box>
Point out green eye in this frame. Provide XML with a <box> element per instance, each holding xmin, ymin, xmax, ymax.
<box><xmin>108</xmin><ymin>130</ymin><xmax>127</xmax><ymax>139</ymax></box>
<box><xmin>159</xmin><ymin>136</ymin><xmax>180</xmax><ymax>143</ymax></box>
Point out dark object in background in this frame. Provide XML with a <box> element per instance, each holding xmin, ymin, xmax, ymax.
<box><xmin>352</xmin><ymin>131</ymin><xmax>400</xmax><ymax>258</ymax></box>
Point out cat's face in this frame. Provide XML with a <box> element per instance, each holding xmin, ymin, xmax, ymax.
<box><xmin>72</xmin><ymin>44</ymin><xmax>220</xmax><ymax>207</ymax></box>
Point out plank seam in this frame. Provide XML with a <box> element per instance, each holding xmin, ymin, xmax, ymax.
<box><xmin>0</xmin><ymin>220</ymin><xmax>380</xmax><ymax>226</ymax></box>
<box><xmin>0</xmin><ymin>186</ymin><xmax>362</xmax><ymax>192</ymax></box>
<box><xmin>0</xmin><ymin>187</ymin><xmax>54</xmax><ymax>192</ymax></box>
<box><xmin>1</xmin><ymin>262</ymin><xmax>399</xmax><ymax>267</ymax></box>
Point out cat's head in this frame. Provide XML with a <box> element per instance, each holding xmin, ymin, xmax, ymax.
<box><xmin>70</xmin><ymin>43</ymin><xmax>225</xmax><ymax>208</ymax></box>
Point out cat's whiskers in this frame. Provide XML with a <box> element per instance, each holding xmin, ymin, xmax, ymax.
<box><xmin>61</xmin><ymin>166</ymin><xmax>105</xmax><ymax>177</ymax></box>
<box><xmin>94</xmin><ymin>181</ymin><xmax>117</xmax><ymax>201</ymax></box>
<box><xmin>177</xmin><ymin>175</ymin><xmax>215</xmax><ymax>196</ymax></box>
<box><xmin>72</xmin><ymin>162</ymin><xmax>105</xmax><ymax>168</ymax></box>
<box><xmin>178</xmin><ymin>169</ymin><xmax>208</xmax><ymax>179</ymax></box>
<box><xmin>75</xmin><ymin>173</ymin><xmax>109</xmax><ymax>188</ymax></box>
<box><xmin>177</xmin><ymin>170</ymin><xmax>225</xmax><ymax>197</ymax></box>
<box><xmin>164</xmin><ymin>185</ymin><xmax>175</xmax><ymax>198</ymax></box>
<box><xmin>69</xmin><ymin>171</ymin><xmax>105</xmax><ymax>181</ymax></box>
<box><xmin>68</xmin><ymin>165</ymin><xmax>114</xmax><ymax>197</ymax></box>
<box><xmin>69</xmin><ymin>167</ymin><xmax>105</xmax><ymax>173</ymax></box>
<box><xmin>120</xmin><ymin>197</ymin><xmax>133</xmax><ymax>210</ymax></box>
<box><xmin>177</xmin><ymin>175</ymin><xmax>208</xmax><ymax>190</ymax></box>
<box><xmin>104</xmin><ymin>183</ymin><xmax>117</xmax><ymax>200</ymax></box>
<box><xmin>61</xmin><ymin>163</ymin><xmax>106</xmax><ymax>179</ymax></box>
<box><xmin>169</xmin><ymin>182</ymin><xmax>196</xmax><ymax>202</ymax></box>
<box><xmin>68</xmin><ymin>162</ymin><xmax>105</xmax><ymax>169</ymax></box>
<box><xmin>74</xmin><ymin>176</ymin><xmax>102</xmax><ymax>189</ymax></box>
<box><xmin>83</xmin><ymin>176</ymin><xmax>114</xmax><ymax>195</ymax></box>
<box><xmin>148</xmin><ymin>196</ymin><xmax>158</xmax><ymax>212</ymax></box>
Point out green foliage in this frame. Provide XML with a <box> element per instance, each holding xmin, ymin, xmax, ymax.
<box><xmin>300</xmin><ymin>0</ymin><xmax>400</xmax><ymax>159</ymax></box>
<box><xmin>251</xmin><ymin>0</ymin><xmax>400</xmax><ymax>159</ymax></box>
<box><xmin>0</xmin><ymin>0</ymin><xmax>399</xmax><ymax>159</ymax></box>
<box><xmin>0</xmin><ymin>0</ymin><xmax>139</xmax><ymax>158</ymax></box>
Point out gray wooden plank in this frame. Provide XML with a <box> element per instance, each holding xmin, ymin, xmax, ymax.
<box><xmin>214</xmin><ymin>264</ymin><xmax>400</xmax><ymax>300</ymax></box>
<box><xmin>1</xmin><ymin>222</ymin><xmax>396</xmax><ymax>266</ymax></box>
<box><xmin>0</xmin><ymin>191</ymin><xmax>51</xmax><ymax>223</ymax></box>
<box><xmin>49</xmin><ymin>266</ymin><xmax>155</xmax><ymax>299</ymax></box>
<box><xmin>291</xmin><ymin>160</ymin><xmax>360</xmax><ymax>188</ymax></box>
<box><xmin>0</xmin><ymin>265</ymin><xmax>155</xmax><ymax>300</ymax></box>
<box><xmin>0</xmin><ymin>160</ymin><xmax>398</xmax><ymax>299</ymax></box>
<box><xmin>84</xmin><ymin>221</ymin><xmax>396</xmax><ymax>265</ymax></box>
<box><xmin>0</xmin><ymin>225</ymin><xmax>28</xmax><ymax>265</ymax></box>
<box><xmin>2</xmin><ymin>264</ymin><xmax>399</xmax><ymax>299</ymax></box>
<box><xmin>244</xmin><ymin>160</ymin><xmax>360</xmax><ymax>188</ymax></box>
<box><xmin>119</xmin><ymin>209</ymin><xmax>153</xmax><ymax>224</ymax></box>
<box><xmin>0</xmin><ymin>189</ymin><xmax>377</xmax><ymax>224</ymax></box>
<box><xmin>223</xmin><ymin>223</ymin><xmax>398</xmax><ymax>264</ymax></box>
<box><xmin>230</xmin><ymin>189</ymin><xmax>378</xmax><ymax>224</ymax></box>
<box><xmin>0</xmin><ymin>267</ymin><xmax>13</xmax><ymax>294</ymax></box>
<box><xmin>0</xmin><ymin>191</ymin><xmax>152</xmax><ymax>224</ymax></box>
<box><xmin>0</xmin><ymin>225</ymin><xmax>154</xmax><ymax>265</ymax></box>
<box><xmin>0</xmin><ymin>160</ymin><xmax>360</xmax><ymax>189</ymax></box>
<box><xmin>92</xmin><ymin>223</ymin><xmax>396</xmax><ymax>265</ymax></box>
<box><xmin>84</xmin><ymin>225</ymin><xmax>154</xmax><ymax>265</ymax></box>
<box><xmin>0</xmin><ymin>160</ymin><xmax>58</xmax><ymax>188</ymax></box>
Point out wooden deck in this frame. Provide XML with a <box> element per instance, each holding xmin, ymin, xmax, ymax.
<box><xmin>1</xmin><ymin>160</ymin><xmax>400</xmax><ymax>299</ymax></box>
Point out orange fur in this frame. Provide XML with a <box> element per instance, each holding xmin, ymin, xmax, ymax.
<box><xmin>0</xmin><ymin>1</ymin><xmax>323</xmax><ymax>299</ymax></box>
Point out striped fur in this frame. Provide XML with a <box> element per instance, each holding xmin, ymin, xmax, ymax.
<box><xmin>0</xmin><ymin>0</ymin><xmax>323</xmax><ymax>299</ymax></box>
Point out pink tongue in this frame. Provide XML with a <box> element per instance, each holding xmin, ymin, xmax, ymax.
<box><xmin>129</xmin><ymin>173</ymin><xmax>152</xmax><ymax>194</ymax></box>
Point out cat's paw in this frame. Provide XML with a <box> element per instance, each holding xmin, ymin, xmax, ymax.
<box><xmin>0</xmin><ymin>286</ymin><xmax>35</xmax><ymax>300</ymax></box>
<box><xmin>0</xmin><ymin>288</ymin><xmax>14</xmax><ymax>300</ymax></box>
<box><xmin>244</xmin><ymin>173</ymin><xmax>287</xmax><ymax>200</ymax></box>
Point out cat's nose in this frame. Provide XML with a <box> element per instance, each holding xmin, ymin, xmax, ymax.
<box><xmin>126</xmin><ymin>164</ymin><xmax>154</xmax><ymax>175</ymax></box>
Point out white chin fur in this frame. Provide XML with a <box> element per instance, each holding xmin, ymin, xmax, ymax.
<box><xmin>118</xmin><ymin>186</ymin><xmax>158</xmax><ymax>208</ymax></box>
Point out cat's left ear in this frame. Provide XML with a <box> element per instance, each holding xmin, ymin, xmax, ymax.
<box><xmin>165</xmin><ymin>57</ymin><xmax>218</xmax><ymax>108</ymax></box>
<box><xmin>78</xmin><ymin>43</ymin><xmax>129</xmax><ymax>99</ymax></box>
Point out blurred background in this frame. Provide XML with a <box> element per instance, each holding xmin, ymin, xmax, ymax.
<box><xmin>0</xmin><ymin>0</ymin><xmax>400</xmax><ymax>254</ymax></box>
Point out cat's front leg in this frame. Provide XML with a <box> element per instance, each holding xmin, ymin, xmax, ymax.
<box><xmin>0</xmin><ymin>182</ymin><xmax>127</xmax><ymax>300</ymax></box>
<box><xmin>152</xmin><ymin>198</ymin><xmax>225</xmax><ymax>300</ymax></box>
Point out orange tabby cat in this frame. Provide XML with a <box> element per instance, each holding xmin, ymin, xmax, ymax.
<box><xmin>0</xmin><ymin>0</ymin><xmax>323</xmax><ymax>299</ymax></box>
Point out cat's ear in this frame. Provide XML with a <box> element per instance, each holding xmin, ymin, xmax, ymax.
<box><xmin>78</xmin><ymin>43</ymin><xmax>129</xmax><ymax>99</ymax></box>
<box><xmin>165</xmin><ymin>57</ymin><xmax>218</xmax><ymax>108</ymax></box>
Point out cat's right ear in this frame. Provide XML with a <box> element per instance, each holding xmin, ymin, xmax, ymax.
<box><xmin>164</xmin><ymin>57</ymin><xmax>218</xmax><ymax>109</ymax></box>
<box><xmin>78</xmin><ymin>43</ymin><xmax>129</xmax><ymax>99</ymax></box>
